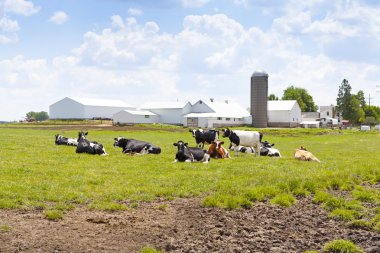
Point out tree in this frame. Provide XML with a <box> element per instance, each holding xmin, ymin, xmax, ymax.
<box><xmin>355</xmin><ymin>90</ymin><xmax>366</xmax><ymax>108</ymax></box>
<box><xmin>336</xmin><ymin>79</ymin><xmax>352</xmax><ymax>117</ymax></box>
<box><xmin>268</xmin><ymin>94</ymin><xmax>278</xmax><ymax>100</ymax></box>
<box><xmin>345</xmin><ymin>96</ymin><xmax>365</xmax><ymax>123</ymax></box>
<box><xmin>282</xmin><ymin>86</ymin><xmax>318</xmax><ymax>112</ymax></box>
<box><xmin>25</xmin><ymin>111</ymin><xmax>49</xmax><ymax>121</ymax></box>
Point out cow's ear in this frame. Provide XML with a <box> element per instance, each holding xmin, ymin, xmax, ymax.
<box><xmin>220</xmin><ymin>141</ymin><xmax>224</xmax><ymax>145</ymax></box>
<box><xmin>211</xmin><ymin>141</ymin><xmax>215</xmax><ymax>144</ymax></box>
<box><xmin>184</xmin><ymin>143</ymin><xmax>188</xmax><ymax>146</ymax></box>
<box><xmin>85</xmin><ymin>132</ymin><xmax>88</xmax><ymax>135</ymax></box>
<box><xmin>114</xmin><ymin>138</ymin><xmax>117</xmax><ymax>141</ymax></box>
<box><xmin>173</xmin><ymin>143</ymin><xmax>178</xmax><ymax>146</ymax></box>
<box><xmin>271</xmin><ymin>143</ymin><xmax>275</xmax><ymax>147</ymax></box>
<box><xmin>188</xmin><ymin>129</ymin><xmax>192</xmax><ymax>132</ymax></box>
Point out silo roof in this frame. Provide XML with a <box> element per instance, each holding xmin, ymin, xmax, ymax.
<box><xmin>251</xmin><ymin>70</ymin><xmax>268</xmax><ymax>77</ymax></box>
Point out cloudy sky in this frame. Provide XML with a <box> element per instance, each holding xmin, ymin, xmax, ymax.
<box><xmin>1</xmin><ymin>0</ymin><xmax>380</xmax><ymax>121</ymax></box>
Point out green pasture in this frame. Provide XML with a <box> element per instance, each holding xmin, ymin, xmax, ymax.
<box><xmin>0</xmin><ymin>125</ymin><xmax>380</xmax><ymax>230</ymax></box>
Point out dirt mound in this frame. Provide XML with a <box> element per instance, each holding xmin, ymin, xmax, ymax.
<box><xmin>1</xmin><ymin>197</ymin><xmax>379</xmax><ymax>252</ymax></box>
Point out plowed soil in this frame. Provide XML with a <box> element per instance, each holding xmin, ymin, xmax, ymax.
<box><xmin>1</xmin><ymin>197</ymin><xmax>379</xmax><ymax>253</ymax></box>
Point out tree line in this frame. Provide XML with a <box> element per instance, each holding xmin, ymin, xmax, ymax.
<box><xmin>269</xmin><ymin>79</ymin><xmax>380</xmax><ymax>125</ymax></box>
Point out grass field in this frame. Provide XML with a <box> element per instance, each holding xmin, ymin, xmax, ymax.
<box><xmin>1</xmin><ymin>125</ymin><xmax>380</xmax><ymax>231</ymax></box>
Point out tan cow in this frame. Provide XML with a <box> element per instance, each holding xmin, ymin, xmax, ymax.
<box><xmin>294</xmin><ymin>146</ymin><xmax>320</xmax><ymax>162</ymax></box>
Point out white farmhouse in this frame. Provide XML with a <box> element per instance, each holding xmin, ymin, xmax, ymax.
<box><xmin>141</xmin><ymin>102</ymin><xmax>192</xmax><ymax>125</ymax></box>
<box><xmin>268</xmin><ymin>100</ymin><xmax>302</xmax><ymax>127</ymax></box>
<box><xmin>183</xmin><ymin>99</ymin><xmax>251</xmax><ymax>128</ymax></box>
<box><xmin>113</xmin><ymin>110</ymin><xmax>159</xmax><ymax>125</ymax></box>
<box><xmin>49</xmin><ymin>97</ymin><xmax>135</xmax><ymax>119</ymax></box>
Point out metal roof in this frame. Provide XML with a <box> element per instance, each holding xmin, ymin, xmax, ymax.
<box><xmin>69</xmin><ymin>97</ymin><xmax>134</xmax><ymax>108</ymax></box>
<box><xmin>268</xmin><ymin>100</ymin><xmax>298</xmax><ymax>111</ymax></box>
<box><xmin>122</xmin><ymin>110</ymin><xmax>157</xmax><ymax>116</ymax></box>
<box><xmin>251</xmin><ymin>70</ymin><xmax>268</xmax><ymax>77</ymax></box>
<box><xmin>141</xmin><ymin>101</ymin><xmax>190</xmax><ymax>109</ymax></box>
<box><xmin>188</xmin><ymin>100</ymin><xmax>250</xmax><ymax>118</ymax></box>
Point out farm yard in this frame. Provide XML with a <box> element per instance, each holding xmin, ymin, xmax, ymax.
<box><xmin>0</xmin><ymin>123</ymin><xmax>380</xmax><ymax>252</ymax></box>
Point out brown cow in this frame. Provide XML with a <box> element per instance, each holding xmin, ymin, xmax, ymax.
<box><xmin>294</xmin><ymin>146</ymin><xmax>320</xmax><ymax>162</ymax></box>
<box><xmin>208</xmin><ymin>141</ymin><xmax>230</xmax><ymax>159</ymax></box>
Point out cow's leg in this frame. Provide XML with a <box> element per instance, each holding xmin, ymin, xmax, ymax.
<box><xmin>173</xmin><ymin>159</ymin><xmax>179</xmax><ymax>163</ymax></box>
<box><xmin>185</xmin><ymin>158</ymin><xmax>193</xmax><ymax>162</ymax></box>
<box><xmin>202</xmin><ymin>153</ymin><xmax>210</xmax><ymax>163</ymax></box>
<box><xmin>233</xmin><ymin>144</ymin><xmax>239</xmax><ymax>156</ymax></box>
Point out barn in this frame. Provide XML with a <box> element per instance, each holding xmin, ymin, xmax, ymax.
<box><xmin>113</xmin><ymin>110</ymin><xmax>159</xmax><ymax>125</ymax></box>
<box><xmin>268</xmin><ymin>100</ymin><xmax>302</xmax><ymax>127</ymax></box>
<box><xmin>49</xmin><ymin>97</ymin><xmax>135</xmax><ymax>119</ymax></box>
<box><xmin>141</xmin><ymin>102</ymin><xmax>192</xmax><ymax>125</ymax></box>
<box><xmin>183</xmin><ymin>99</ymin><xmax>251</xmax><ymax>128</ymax></box>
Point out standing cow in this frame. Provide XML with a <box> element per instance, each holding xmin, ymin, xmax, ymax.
<box><xmin>173</xmin><ymin>140</ymin><xmax>210</xmax><ymax>163</ymax></box>
<box><xmin>189</xmin><ymin>129</ymin><xmax>219</xmax><ymax>149</ymax></box>
<box><xmin>76</xmin><ymin>131</ymin><xmax>107</xmax><ymax>155</ymax></box>
<box><xmin>222</xmin><ymin>128</ymin><xmax>263</xmax><ymax>156</ymax></box>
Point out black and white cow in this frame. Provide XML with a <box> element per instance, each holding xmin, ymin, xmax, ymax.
<box><xmin>76</xmin><ymin>131</ymin><xmax>107</xmax><ymax>155</ymax></box>
<box><xmin>173</xmin><ymin>140</ymin><xmax>210</xmax><ymax>163</ymax></box>
<box><xmin>55</xmin><ymin>134</ymin><xmax>78</xmax><ymax>146</ymax></box>
<box><xmin>260</xmin><ymin>141</ymin><xmax>281</xmax><ymax>157</ymax></box>
<box><xmin>189</xmin><ymin>129</ymin><xmax>219</xmax><ymax>148</ymax></box>
<box><xmin>222</xmin><ymin>128</ymin><xmax>263</xmax><ymax>156</ymax></box>
<box><xmin>113</xmin><ymin>137</ymin><xmax>161</xmax><ymax>155</ymax></box>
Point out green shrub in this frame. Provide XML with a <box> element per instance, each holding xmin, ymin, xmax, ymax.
<box><xmin>346</xmin><ymin>219</ymin><xmax>372</xmax><ymax>230</ymax></box>
<box><xmin>323</xmin><ymin>239</ymin><xmax>364</xmax><ymax>253</ymax></box>
<box><xmin>270</xmin><ymin>193</ymin><xmax>296</xmax><ymax>207</ymax></box>
<box><xmin>0</xmin><ymin>224</ymin><xmax>11</xmax><ymax>232</ymax></box>
<box><xmin>139</xmin><ymin>246</ymin><xmax>164</xmax><ymax>253</ymax></box>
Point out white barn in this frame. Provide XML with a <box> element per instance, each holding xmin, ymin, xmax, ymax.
<box><xmin>113</xmin><ymin>110</ymin><xmax>158</xmax><ymax>124</ymax></box>
<box><xmin>49</xmin><ymin>97</ymin><xmax>135</xmax><ymax>119</ymax></box>
<box><xmin>268</xmin><ymin>100</ymin><xmax>302</xmax><ymax>127</ymax></box>
<box><xmin>183</xmin><ymin>99</ymin><xmax>251</xmax><ymax>128</ymax></box>
<box><xmin>141</xmin><ymin>102</ymin><xmax>192</xmax><ymax>125</ymax></box>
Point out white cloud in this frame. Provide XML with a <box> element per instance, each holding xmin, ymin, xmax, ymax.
<box><xmin>128</xmin><ymin>8</ymin><xmax>142</xmax><ymax>16</ymax></box>
<box><xmin>0</xmin><ymin>17</ymin><xmax>19</xmax><ymax>32</ymax></box>
<box><xmin>181</xmin><ymin>0</ymin><xmax>211</xmax><ymax>8</ymax></box>
<box><xmin>49</xmin><ymin>11</ymin><xmax>69</xmax><ymax>25</ymax></box>
<box><xmin>4</xmin><ymin>0</ymin><xmax>40</xmax><ymax>16</ymax></box>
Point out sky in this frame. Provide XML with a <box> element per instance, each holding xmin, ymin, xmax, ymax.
<box><xmin>1</xmin><ymin>0</ymin><xmax>380</xmax><ymax>121</ymax></box>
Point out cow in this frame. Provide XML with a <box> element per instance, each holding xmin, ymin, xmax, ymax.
<box><xmin>222</xmin><ymin>128</ymin><xmax>263</xmax><ymax>156</ymax></box>
<box><xmin>55</xmin><ymin>134</ymin><xmax>78</xmax><ymax>146</ymax></box>
<box><xmin>76</xmin><ymin>131</ymin><xmax>107</xmax><ymax>155</ymax></box>
<box><xmin>189</xmin><ymin>129</ymin><xmax>219</xmax><ymax>149</ymax></box>
<box><xmin>294</xmin><ymin>146</ymin><xmax>320</xmax><ymax>162</ymax></box>
<box><xmin>173</xmin><ymin>140</ymin><xmax>210</xmax><ymax>163</ymax></box>
<box><xmin>113</xmin><ymin>137</ymin><xmax>161</xmax><ymax>155</ymax></box>
<box><xmin>207</xmin><ymin>141</ymin><xmax>230</xmax><ymax>159</ymax></box>
<box><xmin>261</xmin><ymin>141</ymin><xmax>281</xmax><ymax>157</ymax></box>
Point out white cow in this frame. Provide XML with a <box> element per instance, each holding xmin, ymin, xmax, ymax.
<box><xmin>222</xmin><ymin>128</ymin><xmax>262</xmax><ymax>156</ymax></box>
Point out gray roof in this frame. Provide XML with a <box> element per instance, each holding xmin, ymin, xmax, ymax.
<box><xmin>69</xmin><ymin>97</ymin><xmax>134</xmax><ymax>108</ymax></box>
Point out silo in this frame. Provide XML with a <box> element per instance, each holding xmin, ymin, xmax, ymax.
<box><xmin>251</xmin><ymin>71</ymin><xmax>268</xmax><ymax>128</ymax></box>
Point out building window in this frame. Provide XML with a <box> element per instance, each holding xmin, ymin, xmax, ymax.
<box><xmin>217</xmin><ymin>117</ymin><xmax>222</xmax><ymax>120</ymax></box>
<box><xmin>226</xmin><ymin>118</ymin><xmax>231</xmax><ymax>121</ymax></box>
<box><xmin>327</xmin><ymin>112</ymin><xmax>330</xmax><ymax>116</ymax></box>
<box><xmin>145</xmin><ymin>115</ymin><xmax>150</xmax><ymax>118</ymax></box>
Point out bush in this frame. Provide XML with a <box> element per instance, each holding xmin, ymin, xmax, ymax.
<box><xmin>270</xmin><ymin>193</ymin><xmax>296</xmax><ymax>207</ymax></box>
<box><xmin>43</xmin><ymin>210</ymin><xmax>63</xmax><ymax>221</ymax></box>
<box><xmin>323</xmin><ymin>239</ymin><xmax>364</xmax><ymax>253</ymax></box>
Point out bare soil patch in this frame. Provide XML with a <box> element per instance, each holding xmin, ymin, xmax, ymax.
<box><xmin>1</xmin><ymin>197</ymin><xmax>379</xmax><ymax>253</ymax></box>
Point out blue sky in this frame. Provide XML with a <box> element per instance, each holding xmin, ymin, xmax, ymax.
<box><xmin>1</xmin><ymin>0</ymin><xmax>380</xmax><ymax>121</ymax></box>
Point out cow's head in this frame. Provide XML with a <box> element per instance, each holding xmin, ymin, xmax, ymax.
<box><xmin>77</xmin><ymin>131</ymin><xmax>88</xmax><ymax>141</ymax></box>
<box><xmin>173</xmin><ymin>140</ymin><xmax>188</xmax><ymax>153</ymax></box>
<box><xmin>113</xmin><ymin>137</ymin><xmax>124</xmax><ymax>147</ymax></box>
<box><xmin>262</xmin><ymin>141</ymin><xmax>274</xmax><ymax>148</ymax></box>
<box><xmin>55</xmin><ymin>134</ymin><xmax>61</xmax><ymax>143</ymax></box>
<box><xmin>299</xmin><ymin>146</ymin><xmax>307</xmax><ymax>151</ymax></box>
<box><xmin>208</xmin><ymin>141</ymin><xmax>227</xmax><ymax>158</ymax></box>
<box><xmin>222</xmin><ymin>128</ymin><xmax>231</xmax><ymax>138</ymax></box>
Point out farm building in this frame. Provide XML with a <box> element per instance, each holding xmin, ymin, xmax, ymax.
<box><xmin>141</xmin><ymin>102</ymin><xmax>192</xmax><ymax>125</ymax></box>
<box><xmin>300</xmin><ymin>121</ymin><xmax>320</xmax><ymax>128</ymax></box>
<box><xmin>49</xmin><ymin>97</ymin><xmax>135</xmax><ymax>119</ymax></box>
<box><xmin>268</xmin><ymin>100</ymin><xmax>302</xmax><ymax>127</ymax></box>
<box><xmin>113</xmin><ymin>110</ymin><xmax>159</xmax><ymax>125</ymax></box>
<box><xmin>183</xmin><ymin>99</ymin><xmax>251</xmax><ymax>128</ymax></box>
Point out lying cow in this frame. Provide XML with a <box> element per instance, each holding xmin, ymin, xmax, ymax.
<box><xmin>76</xmin><ymin>131</ymin><xmax>107</xmax><ymax>155</ymax></box>
<box><xmin>222</xmin><ymin>128</ymin><xmax>262</xmax><ymax>156</ymax></box>
<box><xmin>114</xmin><ymin>137</ymin><xmax>161</xmax><ymax>155</ymax></box>
<box><xmin>189</xmin><ymin>129</ymin><xmax>219</xmax><ymax>149</ymax></box>
<box><xmin>261</xmin><ymin>141</ymin><xmax>281</xmax><ymax>157</ymax></box>
<box><xmin>208</xmin><ymin>141</ymin><xmax>230</xmax><ymax>159</ymax></box>
<box><xmin>55</xmin><ymin>134</ymin><xmax>78</xmax><ymax>146</ymax></box>
<box><xmin>294</xmin><ymin>146</ymin><xmax>320</xmax><ymax>162</ymax></box>
<box><xmin>173</xmin><ymin>140</ymin><xmax>210</xmax><ymax>163</ymax></box>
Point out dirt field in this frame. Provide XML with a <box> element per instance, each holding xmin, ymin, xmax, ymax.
<box><xmin>1</xmin><ymin>197</ymin><xmax>379</xmax><ymax>253</ymax></box>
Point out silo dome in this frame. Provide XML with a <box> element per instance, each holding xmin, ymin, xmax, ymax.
<box><xmin>251</xmin><ymin>70</ymin><xmax>268</xmax><ymax>128</ymax></box>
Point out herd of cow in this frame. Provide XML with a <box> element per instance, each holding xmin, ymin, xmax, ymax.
<box><xmin>54</xmin><ymin>128</ymin><xmax>320</xmax><ymax>163</ymax></box>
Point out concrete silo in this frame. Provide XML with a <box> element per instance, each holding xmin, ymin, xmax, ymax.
<box><xmin>251</xmin><ymin>71</ymin><xmax>268</xmax><ymax>128</ymax></box>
